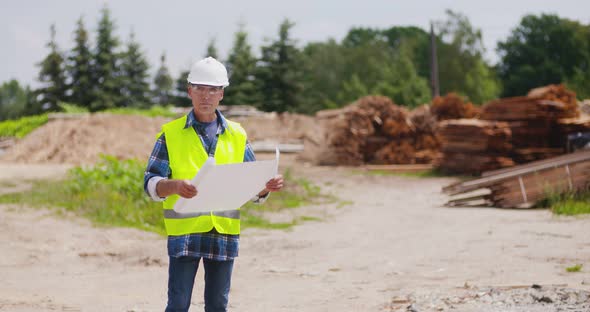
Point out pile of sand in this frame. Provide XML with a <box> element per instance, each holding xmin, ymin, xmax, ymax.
<box><xmin>1</xmin><ymin>114</ymin><xmax>171</xmax><ymax>165</ymax></box>
<box><xmin>1</xmin><ymin>112</ymin><xmax>320</xmax><ymax>165</ymax></box>
<box><xmin>233</xmin><ymin>112</ymin><xmax>318</xmax><ymax>143</ymax></box>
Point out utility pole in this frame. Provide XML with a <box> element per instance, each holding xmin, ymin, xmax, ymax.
<box><xmin>430</xmin><ymin>22</ymin><xmax>440</xmax><ymax>98</ymax></box>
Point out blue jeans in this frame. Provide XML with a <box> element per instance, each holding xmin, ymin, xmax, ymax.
<box><xmin>165</xmin><ymin>256</ymin><xmax>234</xmax><ymax>312</ymax></box>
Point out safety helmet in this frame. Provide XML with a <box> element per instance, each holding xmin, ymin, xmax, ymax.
<box><xmin>186</xmin><ymin>56</ymin><xmax>229</xmax><ymax>87</ymax></box>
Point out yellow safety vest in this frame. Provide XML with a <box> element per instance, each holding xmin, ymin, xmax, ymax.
<box><xmin>160</xmin><ymin>115</ymin><xmax>246</xmax><ymax>236</ymax></box>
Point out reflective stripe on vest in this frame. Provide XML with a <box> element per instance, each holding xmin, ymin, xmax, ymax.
<box><xmin>160</xmin><ymin>115</ymin><xmax>246</xmax><ymax>236</ymax></box>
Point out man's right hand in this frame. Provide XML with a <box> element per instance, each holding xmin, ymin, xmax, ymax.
<box><xmin>175</xmin><ymin>180</ymin><xmax>198</xmax><ymax>198</ymax></box>
<box><xmin>156</xmin><ymin>179</ymin><xmax>198</xmax><ymax>198</ymax></box>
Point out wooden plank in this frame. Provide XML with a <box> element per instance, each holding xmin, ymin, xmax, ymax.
<box><xmin>443</xmin><ymin>150</ymin><xmax>590</xmax><ymax>195</ymax></box>
<box><xmin>482</xmin><ymin>150</ymin><xmax>590</xmax><ymax>177</ymax></box>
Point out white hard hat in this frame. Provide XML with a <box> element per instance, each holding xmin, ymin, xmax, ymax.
<box><xmin>187</xmin><ymin>56</ymin><xmax>229</xmax><ymax>87</ymax></box>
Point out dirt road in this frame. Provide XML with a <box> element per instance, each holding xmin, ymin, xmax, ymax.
<box><xmin>0</xmin><ymin>162</ymin><xmax>589</xmax><ymax>311</ymax></box>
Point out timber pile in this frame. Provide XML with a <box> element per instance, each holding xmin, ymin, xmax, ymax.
<box><xmin>557</xmin><ymin>115</ymin><xmax>590</xmax><ymax>134</ymax></box>
<box><xmin>480</xmin><ymin>84</ymin><xmax>581</xmax><ymax>163</ymax></box>
<box><xmin>436</xmin><ymin>119</ymin><xmax>514</xmax><ymax>174</ymax></box>
<box><xmin>309</xmin><ymin>93</ymin><xmax>492</xmax><ymax>166</ymax></box>
<box><xmin>527</xmin><ymin>84</ymin><xmax>578</xmax><ymax>113</ymax></box>
<box><xmin>408</xmin><ymin>105</ymin><xmax>439</xmax><ymax>163</ymax></box>
<box><xmin>443</xmin><ymin>150</ymin><xmax>590</xmax><ymax>208</ymax></box>
<box><xmin>431</xmin><ymin>93</ymin><xmax>479</xmax><ymax>121</ymax></box>
<box><xmin>318</xmin><ymin>95</ymin><xmax>417</xmax><ymax>165</ymax></box>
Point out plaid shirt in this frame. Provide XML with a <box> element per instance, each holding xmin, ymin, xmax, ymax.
<box><xmin>144</xmin><ymin>109</ymin><xmax>257</xmax><ymax>261</ymax></box>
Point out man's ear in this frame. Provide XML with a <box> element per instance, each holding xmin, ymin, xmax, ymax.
<box><xmin>219</xmin><ymin>89</ymin><xmax>224</xmax><ymax>101</ymax></box>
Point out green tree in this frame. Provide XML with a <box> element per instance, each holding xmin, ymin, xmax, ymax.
<box><xmin>372</xmin><ymin>49</ymin><xmax>431</xmax><ymax>107</ymax></box>
<box><xmin>255</xmin><ymin>19</ymin><xmax>303</xmax><ymax>112</ymax></box>
<box><xmin>224</xmin><ymin>26</ymin><xmax>259</xmax><ymax>106</ymax></box>
<box><xmin>67</xmin><ymin>16</ymin><xmax>94</xmax><ymax>109</ymax></box>
<box><xmin>120</xmin><ymin>31</ymin><xmax>151</xmax><ymax>107</ymax></box>
<box><xmin>0</xmin><ymin>80</ymin><xmax>31</xmax><ymax>120</ymax></box>
<box><xmin>302</xmin><ymin>34</ymin><xmax>430</xmax><ymax>110</ymax></box>
<box><xmin>205</xmin><ymin>38</ymin><xmax>219</xmax><ymax>59</ymax></box>
<box><xmin>343</xmin><ymin>26</ymin><xmax>431</xmax><ymax>79</ymax></box>
<box><xmin>497</xmin><ymin>14</ymin><xmax>590</xmax><ymax>97</ymax></box>
<box><xmin>171</xmin><ymin>69</ymin><xmax>191</xmax><ymax>107</ymax></box>
<box><xmin>153</xmin><ymin>53</ymin><xmax>173</xmax><ymax>105</ymax></box>
<box><xmin>332</xmin><ymin>43</ymin><xmax>430</xmax><ymax>107</ymax></box>
<box><xmin>436</xmin><ymin>10</ymin><xmax>500</xmax><ymax>103</ymax></box>
<box><xmin>299</xmin><ymin>40</ymin><xmax>349</xmax><ymax>112</ymax></box>
<box><xmin>91</xmin><ymin>6</ymin><xmax>121</xmax><ymax>111</ymax></box>
<box><xmin>37</xmin><ymin>24</ymin><xmax>67</xmax><ymax>112</ymax></box>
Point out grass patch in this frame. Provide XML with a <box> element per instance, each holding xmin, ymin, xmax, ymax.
<box><xmin>566</xmin><ymin>264</ymin><xmax>583</xmax><ymax>272</ymax></box>
<box><xmin>0</xmin><ymin>114</ymin><xmax>48</xmax><ymax>138</ymax></box>
<box><xmin>58</xmin><ymin>101</ymin><xmax>90</xmax><ymax>113</ymax></box>
<box><xmin>0</xmin><ymin>157</ymin><xmax>331</xmax><ymax>233</ymax></box>
<box><xmin>538</xmin><ymin>189</ymin><xmax>590</xmax><ymax>216</ymax></box>
<box><xmin>336</xmin><ymin>200</ymin><xmax>354</xmax><ymax>209</ymax></box>
<box><xmin>0</xmin><ymin>155</ymin><xmax>165</xmax><ymax>234</ymax></box>
<box><xmin>299</xmin><ymin>215</ymin><xmax>322</xmax><ymax>222</ymax></box>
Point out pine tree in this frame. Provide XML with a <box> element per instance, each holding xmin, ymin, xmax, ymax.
<box><xmin>255</xmin><ymin>19</ymin><xmax>303</xmax><ymax>112</ymax></box>
<box><xmin>92</xmin><ymin>6</ymin><xmax>121</xmax><ymax>111</ymax></box>
<box><xmin>153</xmin><ymin>53</ymin><xmax>173</xmax><ymax>105</ymax></box>
<box><xmin>37</xmin><ymin>24</ymin><xmax>67</xmax><ymax>112</ymax></box>
<box><xmin>120</xmin><ymin>31</ymin><xmax>150</xmax><ymax>107</ymax></box>
<box><xmin>0</xmin><ymin>80</ymin><xmax>30</xmax><ymax>120</ymax></box>
<box><xmin>224</xmin><ymin>26</ymin><xmax>259</xmax><ymax>106</ymax></box>
<box><xmin>173</xmin><ymin>69</ymin><xmax>191</xmax><ymax>107</ymax></box>
<box><xmin>67</xmin><ymin>16</ymin><xmax>94</xmax><ymax>109</ymax></box>
<box><xmin>205</xmin><ymin>38</ymin><xmax>219</xmax><ymax>59</ymax></box>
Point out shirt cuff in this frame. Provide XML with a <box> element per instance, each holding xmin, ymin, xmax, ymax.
<box><xmin>147</xmin><ymin>176</ymin><xmax>167</xmax><ymax>202</ymax></box>
<box><xmin>252</xmin><ymin>191</ymin><xmax>270</xmax><ymax>204</ymax></box>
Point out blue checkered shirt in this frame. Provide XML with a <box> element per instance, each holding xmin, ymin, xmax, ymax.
<box><xmin>144</xmin><ymin>110</ymin><xmax>257</xmax><ymax>261</ymax></box>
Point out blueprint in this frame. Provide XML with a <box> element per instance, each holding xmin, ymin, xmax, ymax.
<box><xmin>173</xmin><ymin>148</ymin><xmax>279</xmax><ymax>213</ymax></box>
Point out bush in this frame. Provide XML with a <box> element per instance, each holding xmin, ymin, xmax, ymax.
<box><xmin>0</xmin><ymin>114</ymin><xmax>48</xmax><ymax>138</ymax></box>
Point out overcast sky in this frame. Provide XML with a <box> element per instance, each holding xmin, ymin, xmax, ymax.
<box><xmin>1</xmin><ymin>0</ymin><xmax>588</xmax><ymax>87</ymax></box>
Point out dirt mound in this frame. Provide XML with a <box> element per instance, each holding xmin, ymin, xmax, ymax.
<box><xmin>1</xmin><ymin>114</ymin><xmax>171</xmax><ymax>165</ymax></box>
<box><xmin>233</xmin><ymin>112</ymin><xmax>318</xmax><ymax>143</ymax></box>
<box><xmin>1</xmin><ymin>112</ymin><xmax>319</xmax><ymax>165</ymax></box>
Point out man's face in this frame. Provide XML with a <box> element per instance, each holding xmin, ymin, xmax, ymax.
<box><xmin>188</xmin><ymin>84</ymin><xmax>224</xmax><ymax>116</ymax></box>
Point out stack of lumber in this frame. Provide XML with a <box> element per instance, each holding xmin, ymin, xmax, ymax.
<box><xmin>316</xmin><ymin>96</ymin><xmax>417</xmax><ymax>165</ymax></box>
<box><xmin>557</xmin><ymin>115</ymin><xmax>590</xmax><ymax>134</ymax></box>
<box><xmin>528</xmin><ymin>84</ymin><xmax>578</xmax><ymax>113</ymax></box>
<box><xmin>408</xmin><ymin>105</ymin><xmax>440</xmax><ymax>163</ymax></box>
<box><xmin>310</xmin><ymin>92</ymin><xmax>518</xmax><ymax>167</ymax></box>
<box><xmin>480</xmin><ymin>84</ymin><xmax>580</xmax><ymax>163</ymax></box>
<box><xmin>436</xmin><ymin>119</ymin><xmax>514</xmax><ymax>174</ymax></box>
<box><xmin>443</xmin><ymin>150</ymin><xmax>590</xmax><ymax>208</ymax></box>
<box><xmin>480</xmin><ymin>97</ymin><xmax>578</xmax><ymax>120</ymax></box>
<box><xmin>431</xmin><ymin>93</ymin><xmax>480</xmax><ymax>121</ymax></box>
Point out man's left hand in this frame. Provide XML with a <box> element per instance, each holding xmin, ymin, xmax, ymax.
<box><xmin>264</xmin><ymin>175</ymin><xmax>284</xmax><ymax>193</ymax></box>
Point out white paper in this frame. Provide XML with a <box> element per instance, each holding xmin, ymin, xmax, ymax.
<box><xmin>173</xmin><ymin>148</ymin><xmax>279</xmax><ymax>213</ymax></box>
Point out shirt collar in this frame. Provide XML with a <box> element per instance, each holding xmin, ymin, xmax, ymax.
<box><xmin>184</xmin><ymin>109</ymin><xmax>229</xmax><ymax>133</ymax></box>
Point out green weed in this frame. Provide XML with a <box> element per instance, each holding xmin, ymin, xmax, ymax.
<box><xmin>0</xmin><ymin>114</ymin><xmax>48</xmax><ymax>138</ymax></box>
<box><xmin>538</xmin><ymin>188</ymin><xmax>590</xmax><ymax>216</ymax></box>
<box><xmin>0</xmin><ymin>156</ymin><xmax>331</xmax><ymax>233</ymax></box>
<box><xmin>566</xmin><ymin>264</ymin><xmax>583</xmax><ymax>272</ymax></box>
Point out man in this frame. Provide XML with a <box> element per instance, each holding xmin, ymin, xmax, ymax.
<box><xmin>144</xmin><ymin>56</ymin><xmax>284</xmax><ymax>312</ymax></box>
